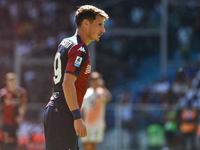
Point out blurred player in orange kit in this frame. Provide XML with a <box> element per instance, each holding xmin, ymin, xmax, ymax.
<box><xmin>0</xmin><ymin>72</ymin><xmax>27</xmax><ymax>150</ymax></box>
<box><xmin>81</xmin><ymin>72</ymin><xmax>112</xmax><ymax>150</ymax></box>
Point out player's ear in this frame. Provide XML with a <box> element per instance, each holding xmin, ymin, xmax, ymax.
<box><xmin>82</xmin><ymin>19</ymin><xmax>90</xmax><ymax>28</ymax></box>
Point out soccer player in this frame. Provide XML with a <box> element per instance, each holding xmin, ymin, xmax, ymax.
<box><xmin>81</xmin><ymin>72</ymin><xmax>112</xmax><ymax>150</ymax></box>
<box><xmin>0</xmin><ymin>72</ymin><xmax>27</xmax><ymax>150</ymax></box>
<box><xmin>43</xmin><ymin>5</ymin><xmax>109</xmax><ymax>150</ymax></box>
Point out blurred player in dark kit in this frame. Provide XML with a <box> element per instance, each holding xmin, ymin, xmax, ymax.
<box><xmin>0</xmin><ymin>72</ymin><xmax>27</xmax><ymax>150</ymax></box>
<box><xmin>43</xmin><ymin>5</ymin><xmax>109</xmax><ymax>150</ymax></box>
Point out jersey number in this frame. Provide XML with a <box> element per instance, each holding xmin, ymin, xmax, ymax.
<box><xmin>53</xmin><ymin>52</ymin><xmax>62</xmax><ymax>84</ymax></box>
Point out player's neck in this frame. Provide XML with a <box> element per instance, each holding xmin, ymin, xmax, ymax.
<box><xmin>9</xmin><ymin>88</ymin><xmax>17</xmax><ymax>94</ymax></box>
<box><xmin>76</xmin><ymin>29</ymin><xmax>91</xmax><ymax>46</ymax></box>
<box><xmin>93</xmin><ymin>86</ymin><xmax>98</xmax><ymax>91</ymax></box>
<box><xmin>7</xmin><ymin>86</ymin><xmax>17</xmax><ymax>93</ymax></box>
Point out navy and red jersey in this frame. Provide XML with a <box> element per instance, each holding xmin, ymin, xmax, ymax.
<box><xmin>0</xmin><ymin>87</ymin><xmax>27</xmax><ymax>126</ymax></box>
<box><xmin>46</xmin><ymin>34</ymin><xmax>91</xmax><ymax>110</ymax></box>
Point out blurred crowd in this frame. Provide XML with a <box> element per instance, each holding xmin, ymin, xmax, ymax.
<box><xmin>114</xmin><ymin>62</ymin><xmax>200</xmax><ymax>150</ymax></box>
<box><xmin>96</xmin><ymin>2</ymin><xmax>200</xmax><ymax>90</ymax></box>
<box><xmin>0</xmin><ymin>0</ymin><xmax>161</xmax><ymax>103</ymax></box>
<box><xmin>0</xmin><ymin>0</ymin><xmax>200</xmax><ymax>104</ymax></box>
<box><xmin>123</xmin><ymin>62</ymin><xmax>200</xmax><ymax>107</ymax></box>
<box><xmin>17</xmin><ymin>119</ymin><xmax>45</xmax><ymax>150</ymax></box>
<box><xmin>1</xmin><ymin>1</ymin><xmax>200</xmax><ymax>150</ymax></box>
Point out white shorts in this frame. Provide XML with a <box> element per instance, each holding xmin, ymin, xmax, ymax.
<box><xmin>81</xmin><ymin>126</ymin><xmax>104</xmax><ymax>143</ymax></box>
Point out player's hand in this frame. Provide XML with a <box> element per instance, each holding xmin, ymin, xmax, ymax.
<box><xmin>74</xmin><ymin>118</ymin><xmax>87</xmax><ymax>137</ymax></box>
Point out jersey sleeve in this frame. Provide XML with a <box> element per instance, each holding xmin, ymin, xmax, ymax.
<box><xmin>82</xmin><ymin>89</ymin><xmax>90</xmax><ymax>109</ymax></box>
<box><xmin>65</xmin><ymin>44</ymin><xmax>88</xmax><ymax>77</ymax></box>
<box><xmin>81</xmin><ymin>88</ymin><xmax>93</xmax><ymax>109</ymax></box>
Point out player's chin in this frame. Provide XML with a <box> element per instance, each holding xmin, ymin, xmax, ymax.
<box><xmin>95</xmin><ymin>37</ymin><xmax>100</xmax><ymax>42</ymax></box>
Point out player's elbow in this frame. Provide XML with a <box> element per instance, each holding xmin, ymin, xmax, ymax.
<box><xmin>62</xmin><ymin>80</ymin><xmax>74</xmax><ymax>90</ymax></box>
<box><xmin>62</xmin><ymin>81</ymin><xmax>68</xmax><ymax>90</ymax></box>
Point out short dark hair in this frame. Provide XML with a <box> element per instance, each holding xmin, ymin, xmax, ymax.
<box><xmin>75</xmin><ymin>5</ymin><xmax>109</xmax><ymax>28</ymax></box>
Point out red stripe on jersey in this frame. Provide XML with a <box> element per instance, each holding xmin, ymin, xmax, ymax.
<box><xmin>65</xmin><ymin>44</ymin><xmax>85</xmax><ymax>74</ymax></box>
<box><xmin>65</xmin><ymin>44</ymin><xmax>91</xmax><ymax>108</ymax></box>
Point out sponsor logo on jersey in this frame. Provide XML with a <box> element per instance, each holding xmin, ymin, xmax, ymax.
<box><xmin>77</xmin><ymin>46</ymin><xmax>86</xmax><ymax>53</ymax></box>
<box><xmin>74</xmin><ymin>56</ymin><xmax>82</xmax><ymax>67</ymax></box>
<box><xmin>51</xmin><ymin>92</ymin><xmax>59</xmax><ymax>100</ymax></box>
<box><xmin>60</xmin><ymin>39</ymin><xmax>72</xmax><ymax>48</ymax></box>
<box><xmin>85</xmin><ymin>64</ymin><xmax>91</xmax><ymax>74</ymax></box>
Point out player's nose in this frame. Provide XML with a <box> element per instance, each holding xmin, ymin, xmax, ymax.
<box><xmin>101</xmin><ymin>26</ymin><xmax>105</xmax><ymax>33</ymax></box>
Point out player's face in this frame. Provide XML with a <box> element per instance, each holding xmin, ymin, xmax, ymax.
<box><xmin>88</xmin><ymin>15</ymin><xmax>106</xmax><ymax>42</ymax></box>
<box><xmin>90</xmin><ymin>78</ymin><xmax>99</xmax><ymax>88</ymax></box>
<box><xmin>6</xmin><ymin>74</ymin><xmax>17</xmax><ymax>91</ymax></box>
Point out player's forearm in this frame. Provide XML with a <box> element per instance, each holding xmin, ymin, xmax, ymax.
<box><xmin>62</xmin><ymin>82</ymin><xmax>79</xmax><ymax>111</ymax></box>
<box><xmin>19</xmin><ymin>105</ymin><xmax>26</xmax><ymax>116</ymax></box>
